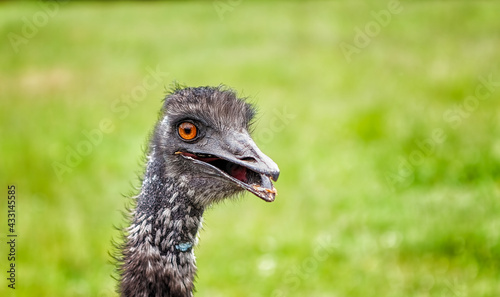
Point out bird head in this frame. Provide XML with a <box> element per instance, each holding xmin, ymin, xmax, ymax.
<box><xmin>153</xmin><ymin>86</ymin><xmax>280</xmax><ymax>206</ymax></box>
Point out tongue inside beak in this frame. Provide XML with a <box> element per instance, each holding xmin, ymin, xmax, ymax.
<box><xmin>230</xmin><ymin>164</ymin><xmax>247</xmax><ymax>182</ymax></box>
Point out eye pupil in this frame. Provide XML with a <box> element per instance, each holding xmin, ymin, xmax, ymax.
<box><xmin>178</xmin><ymin>122</ymin><xmax>197</xmax><ymax>140</ymax></box>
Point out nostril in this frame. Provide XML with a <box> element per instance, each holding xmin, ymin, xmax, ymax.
<box><xmin>240</xmin><ymin>156</ymin><xmax>256</xmax><ymax>162</ymax></box>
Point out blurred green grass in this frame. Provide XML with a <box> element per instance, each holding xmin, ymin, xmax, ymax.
<box><xmin>1</xmin><ymin>1</ymin><xmax>500</xmax><ymax>296</ymax></box>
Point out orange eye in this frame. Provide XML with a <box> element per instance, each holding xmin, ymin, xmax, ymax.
<box><xmin>178</xmin><ymin>122</ymin><xmax>197</xmax><ymax>140</ymax></box>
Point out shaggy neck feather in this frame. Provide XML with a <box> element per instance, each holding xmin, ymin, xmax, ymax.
<box><xmin>120</xmin><ymin>155</ymin><xmax>204</xmax><ymax>297</ymax></box>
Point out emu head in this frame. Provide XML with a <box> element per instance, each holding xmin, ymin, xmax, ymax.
<box><xmin>152</xmin><ymin>86</ymin><xmax>280</xmax><ymax>207</ymax></box>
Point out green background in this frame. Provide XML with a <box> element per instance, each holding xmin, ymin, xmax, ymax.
<box><xmin>1</xmin><ymin>1</ymin><xmax>499</xmax><ymax>296</ymax></box>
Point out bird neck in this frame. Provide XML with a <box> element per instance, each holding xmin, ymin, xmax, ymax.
<box><xmin>120</xmin><ymin>157</ymin><xmax>204</xmax><ymax>297</ymax></box>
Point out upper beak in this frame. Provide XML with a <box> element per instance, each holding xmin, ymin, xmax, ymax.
<box><xmin>222</xmin><ymin>131</ymin><xmax>280</xmax><ymax>182</ymax></box>
<box><xmin>177</xmin><ymin>131</ymin><xmax>280</xmax><ymax>202</ymax></box>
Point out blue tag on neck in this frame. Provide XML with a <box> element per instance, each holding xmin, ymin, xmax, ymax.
<box><xmin>175</xmin><ymin>242</ymin><xmax>193</xmax><ymax>252</ymax></box>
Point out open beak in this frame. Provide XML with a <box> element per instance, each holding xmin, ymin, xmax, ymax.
<box><xmin>175</xmin><ymin>131</ymin><xmax>280</xmax><ymax>202</ymax></box>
